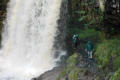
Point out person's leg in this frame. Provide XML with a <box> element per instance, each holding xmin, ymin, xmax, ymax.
<box><xmin>90</xmin><ymin>51</ymin><xmax>93</xmax><ymax>59</ymax></box>
<box><xmin>74</xmin><ymin>42</ymin><xmax>77</xmax><ymax>49</ymax></box>
<box><xmin>72</xmin><ymin>42</ymin><xmax>75</xmax><ymax>49</ymax></box>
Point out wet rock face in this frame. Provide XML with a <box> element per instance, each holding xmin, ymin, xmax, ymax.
<box><xmin>0</xmin><ymin>0</ymin><xmax>8</xmax><ymax>13</ymax></box>
<box><xmin>53</xmin><ymin>0</ymin><xmax>68</xmax><ymax>61</ymax></box>
<box><xmin>31</xmin><ymin>78</ymin><xmax>37</xmax><ymax>80</ymax></box>
<box><xmin>35</xmin><ymin>64</ymin><xmax>65</xmax><ymax>80</ymax></box>
<box><xmin>0</xmin><ymin>0</ymin><xmax>8</xmax><ymax>45</ymax></box>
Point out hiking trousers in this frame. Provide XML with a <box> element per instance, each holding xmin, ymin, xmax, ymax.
<box><xmin>88</xmin><ymin>51</ymin><xmax>93</xmax><ymax>59</ymax></box>
<box><xmin>72</xmin><ymin>42</ymin><xmax>78</xmax><ymax>49</ymax></box>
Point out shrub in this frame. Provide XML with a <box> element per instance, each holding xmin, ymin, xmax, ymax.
<box><xmin>110</xmin><ymin>69</ymin><xmax>120</xmax><ymax>80</ymax></box>
<box><xmin>95</xmin><ymin>39</ymin><xmax>120</xmax><ymax>71</ymax></box>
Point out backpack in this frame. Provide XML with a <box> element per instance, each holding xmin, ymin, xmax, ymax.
<box><xmin>73</xmin><ymin>34</ymin><xmax>78</xmax><ymax>43</ymax></box>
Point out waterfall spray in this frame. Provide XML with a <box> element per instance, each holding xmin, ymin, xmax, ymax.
<box><xmin>0</xmin><ymin>0</ymin><xmax>66</xmax><ymax>80</ymax></box>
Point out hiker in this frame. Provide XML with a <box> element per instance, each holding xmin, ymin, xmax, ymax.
<box><xmin>85</xmin><ymin>40</ymin><xmax>93</xmax><ymax>59</ymax></box>
<box><xmin>72</xmin><ymin>34</ymin><xmax>79</xmax><ymax>49</ymax></box>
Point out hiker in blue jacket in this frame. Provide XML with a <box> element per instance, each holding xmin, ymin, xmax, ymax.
<box><xmin>85</xmin><ymin>40</ymin><xmax>93</xmax><ymax>59</ymax></box>
<box><xmin>72</xmin><ymin>34</ymin><xmax>79</xmax><ymax>49</ymax></box>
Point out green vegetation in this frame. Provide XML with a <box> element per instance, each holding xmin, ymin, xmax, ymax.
<box><xmin>110</xmin><ymin>69</ymin><xmax>120</xmax><ymax>80</ymax></box>
<box><xmin>57</xmin><ymin>53</ymin><xmax>79</xmax><ymax>80</ymax></box>
<box><xmin>94</xmin><ymin>39</ymin><xmax>120</xmax><ymax>79</ymax></box>
<box><xmin>66</xmin><ymin>53</ymin><xmax>78</xmax><ymax>69</ymax></box>
<box><xmin>95</xmin><ymin>39</ymin><xmax>120</xmax><ymax>71</ymax></box>
<box><xmin>69</xmin><ymin>67</ymin><xmax>79</xmax><ymax>80</ymax></box>
<box><xmin>68</xmin><ymin>27</ymin><xmax>99</xmax><ymax>39</ymax></box>
<box><xmin>63</xmin><ymin>0</ymin><xmax>120</xmax><ymax>80</ymax></box>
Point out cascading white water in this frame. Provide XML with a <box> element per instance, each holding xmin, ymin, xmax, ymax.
<box><xmin>0</xmin><ymin>0</ymin><xmax>66</xmax><ymax>80</ymax></box>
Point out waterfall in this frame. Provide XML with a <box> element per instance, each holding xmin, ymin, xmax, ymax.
<box><xmin>0</xmin><ymin>0</ymin><xmax>67</xmax><ymax>80</ymax></box>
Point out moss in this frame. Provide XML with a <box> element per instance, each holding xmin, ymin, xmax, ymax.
<box><xmin>95</xmin><ymin>39</ymin><xmax>120</xmax><ymax>71</ymax></box>
<box><xmin>69</xmin><ymin>67</ymin><xmax>79</xmax><ymax>80</ymax></box>
<box><xmin>113</xmin><ymin>57</ymin><xmax>120</xmax><ymax>70</ymax></box>
<box><xmin>65</xmin><ymin>53</ymin><xmax>78</xmax><ymax>73</ymax></box>
<box><xmin>110</xmin><ymin>69</ymin><xmax>120</xmax><ymax>80</ymax></box>
<box><xmin>105</xmin><ymin>73</ymin><xmax>113</xmax><ymax>80</ymax></box>
<box><xmin>56</xmin><ymin>69</ymin><xmax>67</xmax><ymax>80</ymax></box>
<box><xmin>94</xmin><ymin>74</ymin><xmax>106</xmax><ymax>80</ymax></box>
<box><xmin>94</xmin><ymin>76</ymin><xmax>100</xmax><ymax>80</ymax></box>
<box><xmin>57</xmin><ymin>53</ymin><xmax>79</xmax><ymax>80</ymax></box>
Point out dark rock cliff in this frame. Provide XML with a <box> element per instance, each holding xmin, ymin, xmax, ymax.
<box><xmin>0</xmin><ymin>0</ymin><xmax>9</xmax><ymax>45</ymax></box>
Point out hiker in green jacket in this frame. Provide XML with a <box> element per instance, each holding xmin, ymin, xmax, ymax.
<box><xmin>85</xmin><ymin>40</ymin><xmax>93</xmax><ymax>59</ymax></box>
